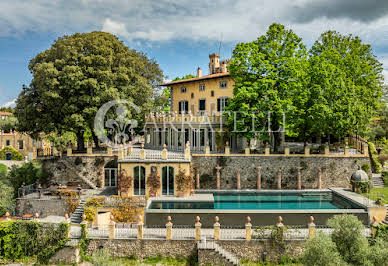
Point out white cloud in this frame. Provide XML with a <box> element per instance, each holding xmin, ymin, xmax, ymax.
<box><xmin>1</xmin><ymin>99</ymin><xmax>16</xmax><ymax>108</ymax></box>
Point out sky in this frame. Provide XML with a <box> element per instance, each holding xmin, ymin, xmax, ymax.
<box><xmin>1</xmin><ymin>0</ymin><xmax>388</xmax><ymax>107</ymax></box>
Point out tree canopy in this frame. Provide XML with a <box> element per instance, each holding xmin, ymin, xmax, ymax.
<box><xmin>15</xmin><ymin>31</ymin><xmax>163</xmax><ymax>150</ymax></box>
<box><xmin>226</xmin><ymin>23</ymin><xmax>308</xmax><ymax>150</ymax></box>
<box><xmin>227</xmin><ymin>24</ymin><xmax>383</xmax><ymax>150</ymax></box>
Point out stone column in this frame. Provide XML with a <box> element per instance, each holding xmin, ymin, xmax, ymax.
<box><xmin>109</xmin><ymin>220</ymin><xmax>116</xmax><ymax>239</ymax></box>
<box><xmin>265</xmin><ymin>145</ymin><xmax>270</xmax><ymax>155</ymax></box>
<box><xmin>195</xmin><ymin>216</ymin><xmax>202</xmax><ymax>241</ymax></box>
<box><xmin>225</xmin><ymin>141</ymin><xmax>230</xmax><ymax>155</ymax></box>
<box><xmin>196</xmin><ymin>168</ymin><xmax>200</xmax><ymax>189</ymax></box>
<box><xmin>237</xmin><ymin>169</ymin><xmax>241</xmax><ymax>190</ymax></box>
<box><xmin>257</xmin><ymin>165</ymin><xmax>262</xmax><ymax>190</ymax></box>
<box><xmin>162</xmin><ymin>144</ymin><xmax>168</xmax><ymax>159</ymax></box>
<box><xmin>137</xmin><ymin>216</ymin><xmax>144</xmax><ymax>239</ymax></box>
<box><xmin>304</xmin><ymin>143</ymin><xmax>310</xmax><ymax>155</ymax></box>
<box><xmin>284</xmin><ymin>145</ymin><xmax>290</xmax><ymax>156</ymax></box>
<box><xmin>276</xmin><ymin>216</ymin><xmax>284</xmax><ymax>242</ymax></box>
<box><xmin>324</xmin><ymin>142</ymin><xmax>329</xmax><ymax>156</ymax></box>
<box><xmin>344</xmin><ymin>142</ymin><xmax>349</xmax><ymax>156</ymax></box>
<box><xmin>214</xmin><ymin>216</ymin><xmax>220</xmax><ymax>240</ymax></box>
<box><xmin>140</xmin><ymin>143</ymin><xmax>145</xmax><ymax>159</ymax></box>
<box><xmin>184</xmin><ymin>141</ymin><xmax>191</xmax><ymax>159</ymax></box>
<box><xmin>215</xmin><ymin>165</ymin><xmax>221</xmax><ymax>190</ymax></box>
<box><xmin>363</xmin><ymin>144</ymin><xmax>369</xmax><ymax>156</ymax></box>
<box><xmin>205</xmin><ymin>141</ymin><xmax>210</xmax><ymax>155</ymax></box>
<box><xmin>245</xmin><ymin>147</ymin><xmax>250</xmax><ymax>155</ymax></box>
<box><xmin>277</xmin><ymin>168</ymin><xmax>282</xmax><ymax>190</ymax></box>
<box><xmin>318</xmin><ymin>168</ymin><xmax>322</xmax><ymax>189</ymax></box>
<box><xmin>245</xmin><ymin>216</ymin><xmax>252</xmax><ymax>241</ymax></box>
<box><xmin>128</xmin><ymin>141</ymin><xmax>132</xmax><ymax>155</ymax></box>
<box><xmin>308</xmin><ymin>216</ymin><xmax>315</xmax><ymax>239</ymax></box>
<box><xmin>166</xmin><ymin>216</ymin><xmax>173</xmax><ymax>240</ymax></box>
<box><xmin>87</xmin><ymin>142</ymin><xmax>92</xmax><ymax>154</ymax></box>
<box><xmin>297</xmin><ymin>166</ymin><xmax>302</xmax><ymax>190</ymax></box>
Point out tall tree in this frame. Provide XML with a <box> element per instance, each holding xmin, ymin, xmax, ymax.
<box><xmin>303</xmin><ymin>31</ymin><xmax>383</xmax><ymax>140</ymax></box>
<box><xmin>15</xmin><ymin>32</ymin><xmax>163</xmax><ymax>150</ymax></box>
<box><xmin>226</xmin><ymin>23</ymin><xmax>308</xmax><ymax>151</ymax></box>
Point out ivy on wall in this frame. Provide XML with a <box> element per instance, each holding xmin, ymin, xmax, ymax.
<box><xmin>0</xmin><ymin>220</ymin><xmax>69</xmax><ymax>264</ymax></box>
<box><xmin>0</xmin><ymin>146</ymin><xmax>24</xmax><ymax>161</ymax></box>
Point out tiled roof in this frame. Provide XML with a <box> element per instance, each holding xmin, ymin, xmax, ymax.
<box><xmin>160</xmin><ymin>72</ymin><xmax>230</xmax><ymax>86</ymax></box>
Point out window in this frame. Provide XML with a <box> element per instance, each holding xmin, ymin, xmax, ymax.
<box><xmin>18</xmin><ymin>140</ymin><xmax>23</xmax><ymax>150</ymax></box>
<box><xmin>220</xmin><ymin>81</ymin><xmax>228</xmax><ymax>88</ymax></box>
<box><xmin>199</xmin><ymin>99</ymin><xmax>206</xmax><ymax>113</ymax></box>
<box><xmin>181</xmin><ymin>87</ymin><xmax>187</xmax><ymax>93</ymax></box>
<box><xmin>162</xmin><ymin>166</ymin><xmax>174</xmax><ymax>195</ymax></box>
<box><xmin>178</xmin><ymin>101</ymin><xmax>189</xmax><ymax>114</ymax></box>
<box><xmin>211</xmin><ymin>90</ymin><xmax>214</xmax><ymax>97</ymax></box>
<box><xmin>199</xmin><ymin>84</ymin><xmax>205</xmax><ymax>91</ymax></box>
<box><xmin>134</xmin><ymin>166</ymin><xmax>146</xmax><ymax>195</ymax></box>
<box><xmin>191</xmin><ymin>93</ymin><xmax>194</xmax><ymax>99</ymax></box>
<box><xmin>217</xmin><ymin>97</ymin><xmax>229</xmax><ymax>112</ymax></box>
<box><xmin>6</xmin><ymin>140</ymin><xmax>10</xmax><ymax>146</ymax></box>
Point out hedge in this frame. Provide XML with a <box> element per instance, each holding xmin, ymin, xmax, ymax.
<box><xmin>0</xmin><ymin>220</ymin><xmax>69</xmax><ymax>263</ymax></box>
<box><xmin>0</xmin><ymin>146</ymin><xmax>24</xmax><ymax>161</ymax></box>
<box><xmin>382</xmin><ymin>171</ymin><xmax>388</xmax><ymax>186</ymax></box>
<box><xmin>368</xmin><ymin>142</ymin><xmax>383</xmax><ymax>173</ymax></box>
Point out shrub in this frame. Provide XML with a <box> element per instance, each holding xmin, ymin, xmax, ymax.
<box><xmin>327</xmin><ymin>214</ymin><xmax>370</xmax><ymax>265</ymax></box>
<box><xmin>175</xmin><ymin>168</ymin><xmax>193</xmax><ymax>195</ymax></box>
<box><xmin>89</xmin><ymin>249</ymin><xmax>122</xmax><ymax>266</ymax></box>
<box><xmin>302</xmin><ymin>232</ymin><xmax>345</xmax><ymax>266</ymax></box>
<box><xmin>361</xmin><ymin>163</ymin><xmax>370</xmax><ymax>173</ymax></box>
<box><xmin>0</xmin><ymin>163</ymin><xmax>7</xmax><ymax>177</ymax></box>
<box><xmin>0</xmin><ymin>181</ymin><xmax>14</xmax><ymax>216</ymax></box>
<box><xmin>111</xmin><ymin>197</ymin><xmax>143</xmax><ymax>223</ymax></box>
<box><xmin>58</xmin><ymin>190</ymin><xmax>80</xmax><ymax>214</ymax></box>
<box><xmin>369</xmin><ymin>142</ymin><xmax>383</xmax><ymax>173</ymax></box>
<box><xmin>382</xmin><ymin>171</ymin><xmax>388</xmax><ymax>186</ymax></box>
<box><xmin>378</xmin><ymin>154</ymin><xmax>388</xmax><ymax>166</ymax></box>
<box><xmin>0</xmin><ymin>146</ymin><xmax>24</xmax><ymax>161</ymax></box>
<box><xmin>84</xmin><ymin>206</ymin><xmax>97</xmax><ymax>223</ymax></box>
<box><xmin>368</xmin><ymin>238</ymin><xmax>388</xmax><ymax>266</ymax></box>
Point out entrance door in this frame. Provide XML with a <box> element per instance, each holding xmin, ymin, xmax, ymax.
<box><xmin>162</xmin><ymin>166</ymin><xmax>174</xmax><ymax>195</ymax></box>
<box><xmin>104</xmin><ymin>168</ymin><xmax>117</xmax><ymax>187</ymax></box>
<box><xmin>5</xmin><ymin>153</ymin><xmax>11</xmax><ymax>160</ymax></box>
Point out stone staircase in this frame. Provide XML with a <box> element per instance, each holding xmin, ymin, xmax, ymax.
<box><xmin>198</xmin><ymin>240</ymin><xmax>239</xmax><ymax>265</ymax></box>
<box><xmin>371</xmin><ymin>173</ymin><xmax>384</xmax><ymax>188</ymax></box>
<box><xmin>70</xmin><ymin>199</ymin><xmax>86</xmax><ymax>224</ymax></box>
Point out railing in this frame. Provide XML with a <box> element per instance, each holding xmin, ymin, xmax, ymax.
<box><xmin>18</xmin><ymin>183</ymin><xmax>36</xmax><ymax>198</ymax></box>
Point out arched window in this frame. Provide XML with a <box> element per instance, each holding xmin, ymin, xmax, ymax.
<box><xmin>134</xmin><ymin>166</ymin><xmax>146</xmax><ymax>195</ymax></box>
<box><xmin>162</xmin><ymin>166</ymin><xmax>174</xmax><ymax>195</ymax></box>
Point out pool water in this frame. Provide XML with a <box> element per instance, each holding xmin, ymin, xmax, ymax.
<box><xmin>149</xmin><ymin>192</ymin><xmax>363</xmax><ymax>210</ymax></box>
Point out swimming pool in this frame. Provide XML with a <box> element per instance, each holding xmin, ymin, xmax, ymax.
<box><xmin>149</xmin><ymin>191</ymin><xmax>363</xmax><ymax>210</ymax></box>
<box><xmin>145</xmin><ymin>189</ymin><xmax>370</xmax><ymax>227</ymax></box>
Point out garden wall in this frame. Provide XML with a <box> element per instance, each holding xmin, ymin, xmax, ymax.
<box><xmin>16</xmin><ymin>198</ymin><xmax>67</xmax><ymax>217</ymax></box>
<box><xmin>192</xmin><ymin>156</ymin><xmax>370</xmax><ymax>189</ymax></box>
<box><xmin>41</xmin><ymin>155</ymin><xmax>116</xmax><ymax>188</ymax></box>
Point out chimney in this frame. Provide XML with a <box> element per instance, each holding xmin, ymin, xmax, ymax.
<box><xmin>197</xmin><ymin>67</ymin><xmax>202</xmax><ymax>78</ymax></box>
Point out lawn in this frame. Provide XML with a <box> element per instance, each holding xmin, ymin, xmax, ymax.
<box><xmin>361</xmin><ymin>187</ymin><xmax>388</xmax><ymax>205</ymax></box>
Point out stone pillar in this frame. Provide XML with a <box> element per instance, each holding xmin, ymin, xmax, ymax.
<box><xmin>107</xmin><ymin>146</ymin><xmax>112</xmax><ymax>155</ymax></box>
<box><xmin>20</xmin><ymin>183</ymin><xmax>25</xmax><ymax>197</ymax></box>
<box><xmin>162</xmin><ymin>144</ymin><xmax>168</xmax><ymax>159</ymax></box>
<box><xmin>5</xmin><ymin>212</ymin><xmax>10</xmax><ymax>221</ymax></box>
<box><xmin>363</xmin><ymin>144</ymin><xmax>369</xmax><ymax>156</ymax></box>
<box><xmin>185</xmin><ymin>141</ymin><xmax>191</xmax><ymax>159</ymax></box>
<box><xmin>137</xmin><ymin>216</ymin><xmax>144</xmax><ymax>239</ymax></box>
<box><xmin>308</xmin><ymin>216</ymin><xmax>316</xmax><ymax>239</ymax></box>
<box><xmin>205</xmin><ymin>141</ymin><xmax>210</xmax><ymax>155</ymax></box>
<box><xmin>277</xmin><ymin>168</ymin><xmax>282</xmax><ymax>190</ymax></box>
<box><xmin>371</xmin><ymin>216</ymin><xmax>379</xmax><ymax>238</ymax></box>
<box><xmin>214</xmin><ymin>216</ymin><xmax>220</xmax><ymax>240</ymax></box>
<box><xmin>265</xmin><ymin>145</ymin><xmax>270</xmax><ymax>155</ymax></box>
<box><xmin>297</xmin><ymin>166</ymin><xmax>302</xmax><ymax>190</ymax></box>
<box><xmin>245</xmin><ymin>147</ymin><xmax>250</xmax><ymax>155</ymax></box>
<box><xmin>215</xmin><ymin>165</ymin><xmax>221</xmax><ymax>190</ymax></box>
<box><xmin>225</xmin><ymin>141</ymin><xmax>230</xmax><ymax>155</ymax></box>
<box><xmin>140</xmin><ymin>144</ymin><xmax>145</xmax><ymax>159</ymax></box>
<box><xmin>87</xmin><ymin>142</ymin><xmax>92</xmax><ymax>154</ymax></box>
<box><xmin>318</xmin><ymin>168</ymin><xmax>322</xmax><ymax>189</ymax></box>
<box><xmin>109</xmin><ymin>220</ymin><xmax>116</xmax><ymax>239</ymax></box>
<box><xmin>67</xmin><ymin>146</ymin><xmax>72</xmax><ymax>156</ymax></box>
<box><xmin>196</xmin><ymin>168</ymin><xmax>200</xmax><ymax>189</ymax></box>
<box><xmin>237</xmin><ymin>169</ymin><xmax>241</xmax><ymax>190</ymax></box>
<box><xmin>257</xmin><ymin>165</ymin><xmax>262</xmax><ymax>190</ymax></box>
<box><xmin>344</xmin><ymin>142</ymin><xmax>349</xmax><ymax>156</ymax></box>
<box><xmin>245</xmin><ymin>216</ymin><xmax>252</xmax><ymax>241</ymax></box>
<box><xmin>33</xmin><ymin>146</ymin><xmax>37</xmax><ymax>160</ymax></box>
<box><xmin>324</xmin><ymin>142</ymin><xmax>329</xmax><ymax>155</ymax></box>
<box><xmin>284</xmin><ymin>145</ymin><xmax>290</xmax><ymax>156</ymax></box>
<box><xmin>166</xmin><ymin>216</ymin><xmax>173</xmax><ymax>240</ymax></box>
<box><xmin>195</xmin><ymin>216</ymin><xmax>202</xmax><ymax>241</ymax></box>
<box><xmin>80</xmin><ymin>215</ymin><xmax>88</xmax><ymax>238</ymax></box>
<box><xmin>276</xmin><ymin>216</ymin><xmax>284</xmax><ymax>242</ymax></box>
<box><xmin>34</xmin><ymin>213</ymin><xmax>40</xmax><ymax>222</ymax></box>
<box><xmin>37</xmin><ymin>183</ymin><xmax>42</xmax><ymax>199</ymax></box>
<box><xmin>128</xmin><ymin>142</ymin><xmax>132</xmax><ymax>155</ymax></box>
<box><xmin>304</xmin><ymin>143</ymin><xmax>310</xmax><ymax>155</ymax></box>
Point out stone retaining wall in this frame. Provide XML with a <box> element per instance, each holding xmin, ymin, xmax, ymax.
<box><xmin>41</xmin><ymin>156</ymin><xmax>116</xmax><ymax>188</ymax></box>
<box><xmin>16</xmin><ymin>198</ymin><xmax>67</xmax><ymax>217</ymax></box>
<box><xmin>192</xmin><ymin>156</ymin><xmax>370</xmax><ymax>189</ymax></box>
